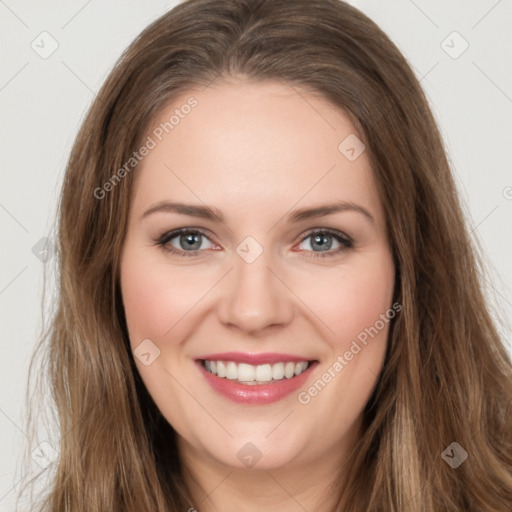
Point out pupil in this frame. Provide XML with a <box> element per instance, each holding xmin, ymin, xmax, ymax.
<box><xmin>181</xmin><ymin>233</ymin><xmax>201</xmax><ymax>250</ymax></box>
<box><xmin>312</xmin><ymin>234</ymin><xmax>332</xmax><ymax>251</ymax></box>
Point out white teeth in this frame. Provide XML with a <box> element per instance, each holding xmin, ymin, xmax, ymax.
<box><xmin>295</xmin><ymin>362</ymin><xmax>308</xmax><ymax>375</ymax></box>
<box><xmin>217</xmin><ymin>361</ymin><xmax>226</xmax><ymax>378</ymax></box>
<box><xmin>271</xmin><ymin>362</ymin><xmax>284</xmax><ymax>380</ymax></box>
<box><xmin>203</xmin><ymin>359</ymin><xmax>311</xmax><ymax>384</ymax></box>
<box><xmin>226</xmin><ymin>361</ymin><xmax>238</xmax><ymax>380</ymax></box>
<box><xmin>238</xmin><ymin>363</ymin><xmax>255</xmax><ymax>382</ymax></box>
<box><xmin>255</xmin><ymin>364</ymin><xmax>272</xmax><ymax>382</ymax></box>
<box><xmin>284</xmin><ymin>362</ymin><xmax>296</xmax><ymax>379</ymax></box>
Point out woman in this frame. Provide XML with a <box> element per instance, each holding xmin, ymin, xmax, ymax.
<box><xmin>23</xmin><ymin>0</ymin><xmax>512</xmax><ymax>510</ymax></box>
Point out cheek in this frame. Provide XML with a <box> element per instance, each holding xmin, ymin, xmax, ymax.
<box><xmin>295</xmin><ymin>251</ymin><xmax>395</xmax><ymax>353</ymax></box>
<box><xmin>120</xmin><ymin>250</ymin><xmax>213</xmax><ymax>345</ymax></box>
<box><xmin>293</xmin><ymin>253</ymin><xmax>395</xmax><ymax>431</ymax></box>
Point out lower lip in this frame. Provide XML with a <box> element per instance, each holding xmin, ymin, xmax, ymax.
<box><xmin>197</xmin><ymin>361</ymin><xmax>317</xmax><ymax>405</ymax></box>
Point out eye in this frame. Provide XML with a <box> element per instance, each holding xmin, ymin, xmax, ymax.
<box><xmin>296</xmin><ymin>229</ymin><xmax>353</xmax><ymax>259</ymax></box>
<box><xmin>155</xmin><ymin>228</ymin><xmax>217</xmax><ymax>257</ymax></box>
<box><xmin>155</xmin><ymin>227</ymin><xmax>353</xmax><ymax>259</ymax></box>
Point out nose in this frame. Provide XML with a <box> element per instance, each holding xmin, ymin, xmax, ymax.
<box><xmin>217</xmin><ymin>247</ymin><xmax>295</xmax><ymax>335</ymax></box>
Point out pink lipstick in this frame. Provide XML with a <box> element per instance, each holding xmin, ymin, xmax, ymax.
<box><xmin>196</xmin><ymin>352</ymin><xmax>318</xmax><ymax>405</ymax></box>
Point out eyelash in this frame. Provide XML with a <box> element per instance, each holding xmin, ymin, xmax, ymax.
<box><xmin>154</xmin><ymin>228</ymin><xmax>353</xmax><ymax>259</ymax></box>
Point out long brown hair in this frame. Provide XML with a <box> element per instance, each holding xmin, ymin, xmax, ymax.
<box><xmin>22</xmin><ymin>0</ymin><xmax>512</xmax><ymax>510</ymax></box>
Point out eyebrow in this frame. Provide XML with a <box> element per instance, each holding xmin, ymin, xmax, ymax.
<box><xmin>141</xmin><ymin>200</ymin><xmax>374</xmax><ymax>224</ymax></box>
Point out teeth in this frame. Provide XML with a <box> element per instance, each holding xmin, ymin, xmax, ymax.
<box><xmin>238</xmin><ymin>363</ymin><xmax>255</xmax><ymax>382</ymax></box>
<box><xmin>284</xmin><ymin>362</ymin><xmax>296</xmax><ymax>379</ymax></box>
<box><xmin>272</xmin><ymin>362</ymin><xmax>284</xmax><ymax>380</ymax></box>
<box><xmin>226</xmin><ymin>361</ymin><xmax>238</xmax><ymax>380</ymax></box>
<box><xmin>255</xmin><ymin>364</ymin><xmax>272</xmax><ymax>382</ymax></box>
<box><xmin>217</xmin><ymin>361</ymin><xmax>226</xmax><ymax>378</ymax></box>
<box><xmin>203</xmin><ymin>360</ymin><xmax>310</xmax><ymax>384</ymax></box>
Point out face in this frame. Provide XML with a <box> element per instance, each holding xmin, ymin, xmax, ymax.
<box><xmin>120</xmin><ymin>78</ymin><xmax>395</xmax><ymax>473</ymax></box>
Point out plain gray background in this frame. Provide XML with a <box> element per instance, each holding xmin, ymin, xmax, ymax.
<box><xmin>1</xmin><ymin>0</ymin><xmax>511</xmax><ymax>509</ymax></box>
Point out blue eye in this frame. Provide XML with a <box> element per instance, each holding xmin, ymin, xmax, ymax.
<box><xmin>298</xmin><ymin>229</ymin><xmax>353</xmax><ymax>259</ymax></box>
<box><xmin>155</xmin><ymin>228</ymin><xmax>353</xmax><ymax>259</ymax></box>
<box><xmin>156</xmin><ymin>228</ymin><xmax>215</xmax><ymax>257</ymax></box>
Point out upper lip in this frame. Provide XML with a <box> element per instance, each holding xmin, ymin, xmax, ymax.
<box><xmin>196</xmin><ymin>352</ymin><xmax>315</xmax><ymax>365</ymax></box>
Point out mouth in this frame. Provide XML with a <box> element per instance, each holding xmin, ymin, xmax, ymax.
<box><xmin>200</xmin><ymin>359</ymin><xmax>312</xmax><ymax>385</ymax></box>
<box><xmin>195</xmin><ymin>352</ymin><xmax>318</xmax><ymax>404</ymax></box>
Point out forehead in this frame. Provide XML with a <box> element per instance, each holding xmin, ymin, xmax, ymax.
<box><xmin>131</xmin><ymin>79</ymin><xmax>383</xmax><ymax>225</ymax></box>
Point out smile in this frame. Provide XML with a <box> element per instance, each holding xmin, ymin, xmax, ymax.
<box><xmin>196</xmin><ymin>352</ymin><xmax>318</xmax><ymax>404</ymax></box>
<box><xmin>202</xmin><ymin>360</ymin><xmax>310</xmax><ymax>384</ymax></box>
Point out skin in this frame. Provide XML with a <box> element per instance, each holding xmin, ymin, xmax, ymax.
<box><xmin>120</xmin><ymin>77</ymin><xmax>395</xmax><ymax>512</ymax></box>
